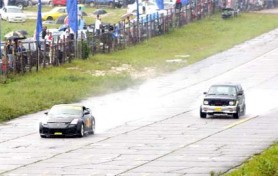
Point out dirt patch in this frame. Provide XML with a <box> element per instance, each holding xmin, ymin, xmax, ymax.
<box><xmin>90</xmin><ymin>64</ymin><xmax>157</xmax><ymax>79</ymax></box>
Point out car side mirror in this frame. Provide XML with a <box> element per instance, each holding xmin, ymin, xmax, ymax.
<box><xmin>84</xmin><ymin>111</ymin><xmax>90</xmax><ymax>115</ymax></box>
<box><xmin>203</xmin><ymin>92</ymin><xmax>207</xmax><ymax>95</ymax></box>
<box><xmin>238</xmin><ymin>91</ymin><xmax>243</xmax><ymax>96</ymax></box>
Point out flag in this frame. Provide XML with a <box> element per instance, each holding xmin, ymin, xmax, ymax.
<box><xmin>181</xmin><ymin>0</ymin><xmax>189</xmax><ymax>5</ymax></box>
<box><xmin>156</xmin><ymin>0</ymin><xmax>164</xmax><ymax>9</ymax></box>
<box><xmin>66</xmin><ymin>0</ymin><xmax>78</xmax><ymax>33</ymax></box>
<box><xmin>36</xmin><ymin>0</ymin><xmax>42</xmax><ymax>42</ymax></box>
<box><xmin>136</xmin><ymin>0</ymin><xmax>139</xmax><ymax>20</ymax></box>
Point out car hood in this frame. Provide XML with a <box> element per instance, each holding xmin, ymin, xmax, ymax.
<box><xmin>46</xmin><ymin>115</ymin><xmax>81</xmax><ymax>123</ymax></box>
<box><xmin>204</xmin><ymin>95</ymin><xmax>236</xmax><ymax>100</ymax></box>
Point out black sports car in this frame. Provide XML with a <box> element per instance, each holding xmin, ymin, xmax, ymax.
<box><xmin>39</xmin><ymin>104</ymin><xmax>95</xmax><ymax>138</ymax></box>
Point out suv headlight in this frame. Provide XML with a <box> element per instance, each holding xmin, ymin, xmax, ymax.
<box><xmin>229</xmin><ymin>101</ymin><xmax>235</xmax><ymax>106</ymax></box>
<box><xmin>203</xmin><ymin>100</ymin><xmax>209</xmax><ymax>105</ymax></box>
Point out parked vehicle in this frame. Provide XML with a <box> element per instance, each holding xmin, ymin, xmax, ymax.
<box><xmin>82</xmin><ymin>0</ymin><xmax>123</xmax><ymax>8</ymax></box>
<box><xmin>0</xmin><ymin>6</ymin><xmax>27</xmax><ymax>22</ymax></box>
<box><xmin>7</xmin><ymin>0</ymin><xmax>29</xmax><ymax>9</ymax></box>
<box><xmin>200</xmin><ymin>83</ymin><xmax>246</xmax><ymax>119</ymax></box>
<box><xmin>52</xmin><ymin>0</ymin><xmax>82</xmax><ymax>6</ymax></box>
<box><xmin>29</xmin><ymin>0</ymin><xmax>52</xmax><ymax>6</ymax></box>
<box><xmin>42</xmin><ymin>6</ymin><xmax>67</xmax><ymax>21</ymax></box>
<box><xmin>52</xmin><ymin>0</ymin><xmax>65</xmax><ymax>6</ymax></box>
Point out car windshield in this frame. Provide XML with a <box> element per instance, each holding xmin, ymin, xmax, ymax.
<box><xmin>7</xmin><ymin>8</ymin><xmax>22</xmax><ymax>13</ymax></box>
<box><xmin>50</xmin><ymin>7</ymin><xmax>66</xmax><ymax>13</ymax></box>
<box><xmin>208</xmin><ymin>86</ymin><xmax>236</xmax><ymax>96</ymax></box>
<box><xmin>48</xmin><ymin>105</ymin><xmax>82</xmax><ymax>116</ymax></box>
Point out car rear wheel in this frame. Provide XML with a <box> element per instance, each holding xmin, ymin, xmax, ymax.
<box><xmin>91</xmin><ymin>119</ymin><xmax>95</xmax><ymax>134</ymax></box>
<box><xmin>78</xmin><ymin>123</ymin><xmax>85</xmax><ymax>137</ymax></box>
<box><xmin>40</xmin><ymin>134</ymin><xmax>47</xmax><ymax>138</ymax></box>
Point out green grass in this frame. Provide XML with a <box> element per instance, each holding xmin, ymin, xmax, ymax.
<box><xmin>225</xmin><ymin>142</ymin><xmax>278</xmax><ymax>176</ymax></box>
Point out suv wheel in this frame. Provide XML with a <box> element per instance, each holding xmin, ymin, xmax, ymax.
<box><xmin>200</xmin><ymin>108</ymin><xmax>206</xmax><ymax>118</ymax></box>
<box><xmin>233</xmin><ymin>107</ymin><xmax>240</xmax><ymax>119</ymax></box>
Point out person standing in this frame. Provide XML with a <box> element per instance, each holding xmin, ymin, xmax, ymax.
<box><xmin>42</xmin><ymin>26</ymin><xmax>47</xmax><ymax>39</ymax></box>
<box><xmin>78</xmin><ymin>6</ymin><xmax>83</xmax><ymax>18</ymax></box>
<box><xmin>6</xmin><ymin>40</ymin><xmax>14</xmax><ymax>70</ymax></box>
<box><xmin>176</xmin><ymin>0</ymin><xmax>182</xmax><ymax>11</ymax></box>
<box><xmin>95</xmin><ymin>14</ymin><xmax>102</xmax><ymax>36</ymax></box>
<box><xmin>47</xmin><ymin>32</ymin><xmax>53</xmax><ymax>64</ymax></box>
<box><xmin>1</xmin><ymin>53</ymin><xmax>7</xmax><ymax>75</ymax></box>
<box><xmin>0</xmin><ymin>0</ymin><xmax>4</xmax><ymax>8</ymax></box>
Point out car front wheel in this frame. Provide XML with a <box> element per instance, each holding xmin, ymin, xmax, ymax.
<box><xmin>78</xmin><ymin>123</ymin><xmax>85</xmax><ymax>137</ymax></box>
<box><xmin>200</xmin><ymin>108</ymin><xmax>206</xmax><ymax>118</ymax></box>
<box><xmin>233</xmin><ymin>107</ymin><xmax>240</xmax><ymax>119</ymax></box>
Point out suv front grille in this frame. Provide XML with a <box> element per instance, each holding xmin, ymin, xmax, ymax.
<box><xmin>208</xmin><ymin>99</ymin><xmax>230</xmax><ymax>106</ymax></box>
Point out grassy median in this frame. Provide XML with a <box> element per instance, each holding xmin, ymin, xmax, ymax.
<box><xmin>225</xmin><ymin>142</ymin><xmax>278</xmax><ymax>176</ymax></box>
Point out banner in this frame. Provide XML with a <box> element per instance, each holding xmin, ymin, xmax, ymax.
<box><xmin>66</xmin><ymin>0</ymin><xmax>78</xmax><ymax>33</ymax></box>
<box><xmin>181</xmin><ymin>0</ymin><xmax>189</xmax><ymax>5</ymax></box>
<box><xmin>36</xmin><ymin>0</ymin><xmax>42</xmax><ymax>42</ymax></box>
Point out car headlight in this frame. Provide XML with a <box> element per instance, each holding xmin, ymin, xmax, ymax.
<box><xmin>229</xmin><ymin>101</ymin><xmax>235</xmax><ymax>106</ymax></box>
<box><xmin>203</xmin><ymin>100</ymin><xmax>209</xmax><ymax>105</ymax></box>
<box><xmin>70</xmin><ymin>119</ymin><xmax>79</xmax><ymax>125</ymax></box>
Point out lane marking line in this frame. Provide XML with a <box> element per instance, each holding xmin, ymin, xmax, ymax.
<box><xmin>224</xmin><ymin>116</ymin><xmax>258</xmax><ymax>129</ymax></box>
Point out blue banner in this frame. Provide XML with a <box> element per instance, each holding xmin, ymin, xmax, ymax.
<box><xmin>181</xmin><ymin>0</ymin><xmax>189</xmax><ymax>5</ymax></box>
<box><xmin>156</xmin><ymin>0</ymin><xmax>164</xmax><ymax>9</ymax></box>
<box><xmin>36</xmin><ymin>0</ymin><xmax>42</xmax><ymax>42</ymax></box>
<box><xmin>66</xmin><ymin>0</ymin><xmax>78</xmax><ymax>33</ymax></box>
